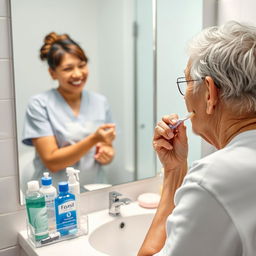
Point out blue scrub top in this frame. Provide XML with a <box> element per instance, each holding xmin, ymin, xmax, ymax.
<box><xmin>22</xmin><ymin>88</ymin><xmax>113</xmax><ymax>189</ymax></box>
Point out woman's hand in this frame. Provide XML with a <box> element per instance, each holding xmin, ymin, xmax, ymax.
<box><xmin>94</xmin><ymin>142</ymin><xmax>115</xmax><ymax>164</ymax></box>
<box><xmin>94</xmin><ymin>124</ymin><xmax>116</xmax><ymax>144</ymax></box>
<box><xmin>32</xmin><ymin>124</ymin><xmax>116</xmax><ymax>172</ymax></box>
<box><xmin>153</xmin><ymin>114</ymin><xmax>188</xmax><ymax>172</ymax></box>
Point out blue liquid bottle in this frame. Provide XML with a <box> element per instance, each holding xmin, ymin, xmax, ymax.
<box><xmin>55</xmin><ymin>182</ymin><xmax>77</xmax><ymax>236</ymax></box>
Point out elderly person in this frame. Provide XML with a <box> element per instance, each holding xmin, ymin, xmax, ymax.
<box><xmin>138</xmin><ymin>21</ymin><xmax>256</xmax><ymax>256</ymax></box>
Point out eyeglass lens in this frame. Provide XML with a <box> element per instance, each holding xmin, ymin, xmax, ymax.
<box><xmin>177</xmin><ymin>77</ymin><xmax>187</xmax><ymax>96</ymax></box>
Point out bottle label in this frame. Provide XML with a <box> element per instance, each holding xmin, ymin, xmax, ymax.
<box><xmin>58</xmin><ymin>201</ymin><xmax>76</xmax><ymax>214</ymax></box>
<box><xmin>28</xmin><ymin>207</ymin><xmax>48</xmax><ymax>240</ymax></box>
<box><xmin>45</xmin><ymin>193</ymin><xmax>56</xmax><ymax>202</ymax></box>
<box><xmin>44</xmin><ymin>195</ymin><xmax>56</xmax><ymax>230</ymax></box>
<box><xmin>56</xmin><ymin>200</ymin><xmax>77</xmax><ymax>235</ymax></box>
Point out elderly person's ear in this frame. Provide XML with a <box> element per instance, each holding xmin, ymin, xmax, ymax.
<box><xmin>205</xmin><ymin>76</ymin><xmax>219</xmax><ymax>115</ymax></box>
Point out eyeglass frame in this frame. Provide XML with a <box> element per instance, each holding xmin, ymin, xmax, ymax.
<box><xmin>176</xmin><ymin>76</ymin><xmax>203</xmax><ymax>96</ymax></box>
<box><xmin>176</xmin><ymin>76</ymin><xmax>221</xmax><ymax>96</ymax></box>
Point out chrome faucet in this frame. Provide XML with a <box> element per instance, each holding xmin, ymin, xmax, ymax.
<box><xmin>109</xmin><ymin>191</ymin><xmax>132</xmax><ymax>216</ymax></box>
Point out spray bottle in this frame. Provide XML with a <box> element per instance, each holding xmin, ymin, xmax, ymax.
<box><xmin>66</xmin><ymin>167</ymin><xmax>80</xmax><ymax>227</ymax></box>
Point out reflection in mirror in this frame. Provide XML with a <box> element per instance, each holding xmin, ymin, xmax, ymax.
<box><xmin>11</xmin><ymin>0</ymin><xmax>156</xmax><ymax>204</ymax></box>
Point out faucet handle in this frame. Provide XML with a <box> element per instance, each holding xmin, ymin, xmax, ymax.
<box><xmin>109</xmin><ymin>191</ymin><xmax>122</xmax><ymax>201</ymax></box>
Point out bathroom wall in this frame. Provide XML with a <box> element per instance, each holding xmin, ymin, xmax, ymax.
<box><xmin>218</xmin><ymin>0</ymin><xmax>256</xmax><ymax>25</ymax></box>
<box><xmin>0</xmin><ymin>0</ymin><xmax>26</xmax><ymax>255</ymax></box>
<box><xmin>156</xmin><ymin>0</ymin><xmax>203</xmax><ymax>170</ymax></box>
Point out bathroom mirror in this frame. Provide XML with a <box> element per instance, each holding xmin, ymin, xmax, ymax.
<box><xmin>11</xmin><ymin>0</ymin><xmax>156</xmax><ymax>204</ymax></box>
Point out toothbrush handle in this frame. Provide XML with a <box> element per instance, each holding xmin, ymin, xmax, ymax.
<box><xmin>168</xmin><ymin>120</ymin><xmax>183</xmax><ymax>130</ymax></box>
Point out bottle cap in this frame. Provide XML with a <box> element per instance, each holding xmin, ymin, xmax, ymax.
<box><xmin>58</xmin><ymin>182</ymin><xmax>69</xmax><ymax>192</ymax></box>
<box><xmin>27</xmin><ymin>180</ymin><xmax>40</xmax><ymax>192</ymax></box>
<box><xmin>41</xmin><ymin>172</ymin><xmax>52</xmax><ymax>186</ymax></box>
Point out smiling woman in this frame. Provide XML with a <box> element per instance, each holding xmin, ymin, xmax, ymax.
<box><xmin>40</xmin><ymin>33</ymin><xmax>89</xmax><ymax>115</ymax></box>
<box><xmin>22</xmin><ymin>32</ymin><xmax>116</xmax><ymax>191</ymax></box>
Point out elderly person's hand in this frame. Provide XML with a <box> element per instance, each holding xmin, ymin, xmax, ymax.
<box><xmin>153</xmin><ymin>114</ymin><xmax>188</xmax><ymax>172</ymax></box>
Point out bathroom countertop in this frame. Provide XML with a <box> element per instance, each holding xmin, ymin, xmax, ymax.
<box><xmin>19</xmin><ymin>231</ymin><xmax>96</xmax><ymax>256</ymax></box>
<box><xmin>18</xmin><ymin>202</ymin><xmax>156</xmax><ymax>256</ymax></box>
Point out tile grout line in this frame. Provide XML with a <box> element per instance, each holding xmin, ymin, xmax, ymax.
<box><xmin>0</xmin><ymin>245</ymin><xmax>20</xmax><ymax>252</ymax></box>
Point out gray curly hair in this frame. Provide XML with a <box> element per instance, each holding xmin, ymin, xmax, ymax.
<box><xmin>188</xmin><ymin>21</ymin><xmax>256</xmax><ymax>113</ymax></box>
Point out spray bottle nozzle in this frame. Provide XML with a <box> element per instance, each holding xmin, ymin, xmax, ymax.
<box><xmin>66</xmin><ymin>167</ymin><xmax>80</xmax><ymax>182</ymax></box>
<box><xmin>74</xmin><ymin>169</ymin><xmax>80</xmax><ymax>182</ymax></box>
<box><xmin>66</xmin><ymin>167</ymin><xmax>75</xmax><ymax>176</ymax></box>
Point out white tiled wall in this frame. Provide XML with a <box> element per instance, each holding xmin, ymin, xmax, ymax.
<box><xmin>0</xmin><ymin>60</ymin><xmax>13</xmax><ymax>99</ymax></box>
<box><xmin>0</xmin><ymin>20</ymin><xmax>10</xmax><ymax>59</ymax></box>
<box><xmin>0</xmin><ymin>0</ymin><xmax>8</xmax><ymax>17</ymax></box>
<box><xmin>0</xmin><ymin>0</ymin><xmax>27</xmax><ymax>255</ymax></box>
<box><xmin>0</xmin><ymin>139</ymin><xmax>17</xmax><ymax>178</ymax></box>
<box><xmin>0</xmin><ymin>246</ymin><xmax>20</xmax><ymax>256</ymax></box>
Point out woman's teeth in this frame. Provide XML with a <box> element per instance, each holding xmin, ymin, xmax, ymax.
<box><xmin>71</xmin><ymin>80</ymin><xmax>82</xmax><ymax>86</ymax></box>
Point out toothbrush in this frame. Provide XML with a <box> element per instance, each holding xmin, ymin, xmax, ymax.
<box><xmin>168</xmin><ymin>112</ymin><xmax>194</xmax><ymax>129</ymax></box>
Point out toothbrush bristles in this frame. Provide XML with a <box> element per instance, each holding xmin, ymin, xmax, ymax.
<box><xmin>168</xmin><ymin>112</ymin><xmax>194</xmax><ymax>129</ymax></box>
<box><xmin>183</xmin><ymin>112</ymin><xmax>194</xmax><ymax>121</ymax></box>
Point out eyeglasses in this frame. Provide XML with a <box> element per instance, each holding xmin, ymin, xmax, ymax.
<box><xmin>176</xmin><ymin>77</ymin><xmax>202</xmax><ymax>96</ymax></box>
<box><xmin>176</xmin><ymin>77</ymin><xmax>200</xmax><ymax>96</ymax></box>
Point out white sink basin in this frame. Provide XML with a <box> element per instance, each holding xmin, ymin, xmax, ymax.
<box><xmin>89</xmin><ymin>213</ymin><xmax>154</xmax><ymax>256</ymax></box>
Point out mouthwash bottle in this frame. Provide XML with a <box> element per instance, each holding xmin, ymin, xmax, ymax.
<box><xmin>55</xmin><ymin>182</ymin><xmax>77</xmax><ymax>236</ymax></box>
<box><xmin>40</xmin><ymin>172</ymin><xmax>57</xmax><ymax>231</ymax></box>
<box><xmin>25</xmin><ymin>181</ymin><xmax>49</xmax><ymax>241</ymax></box>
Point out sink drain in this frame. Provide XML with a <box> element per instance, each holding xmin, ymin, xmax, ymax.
<box><xmin>119</xmin><ymin>222</ymin><xmax>125</xmax><ymax>229</ymax></box>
